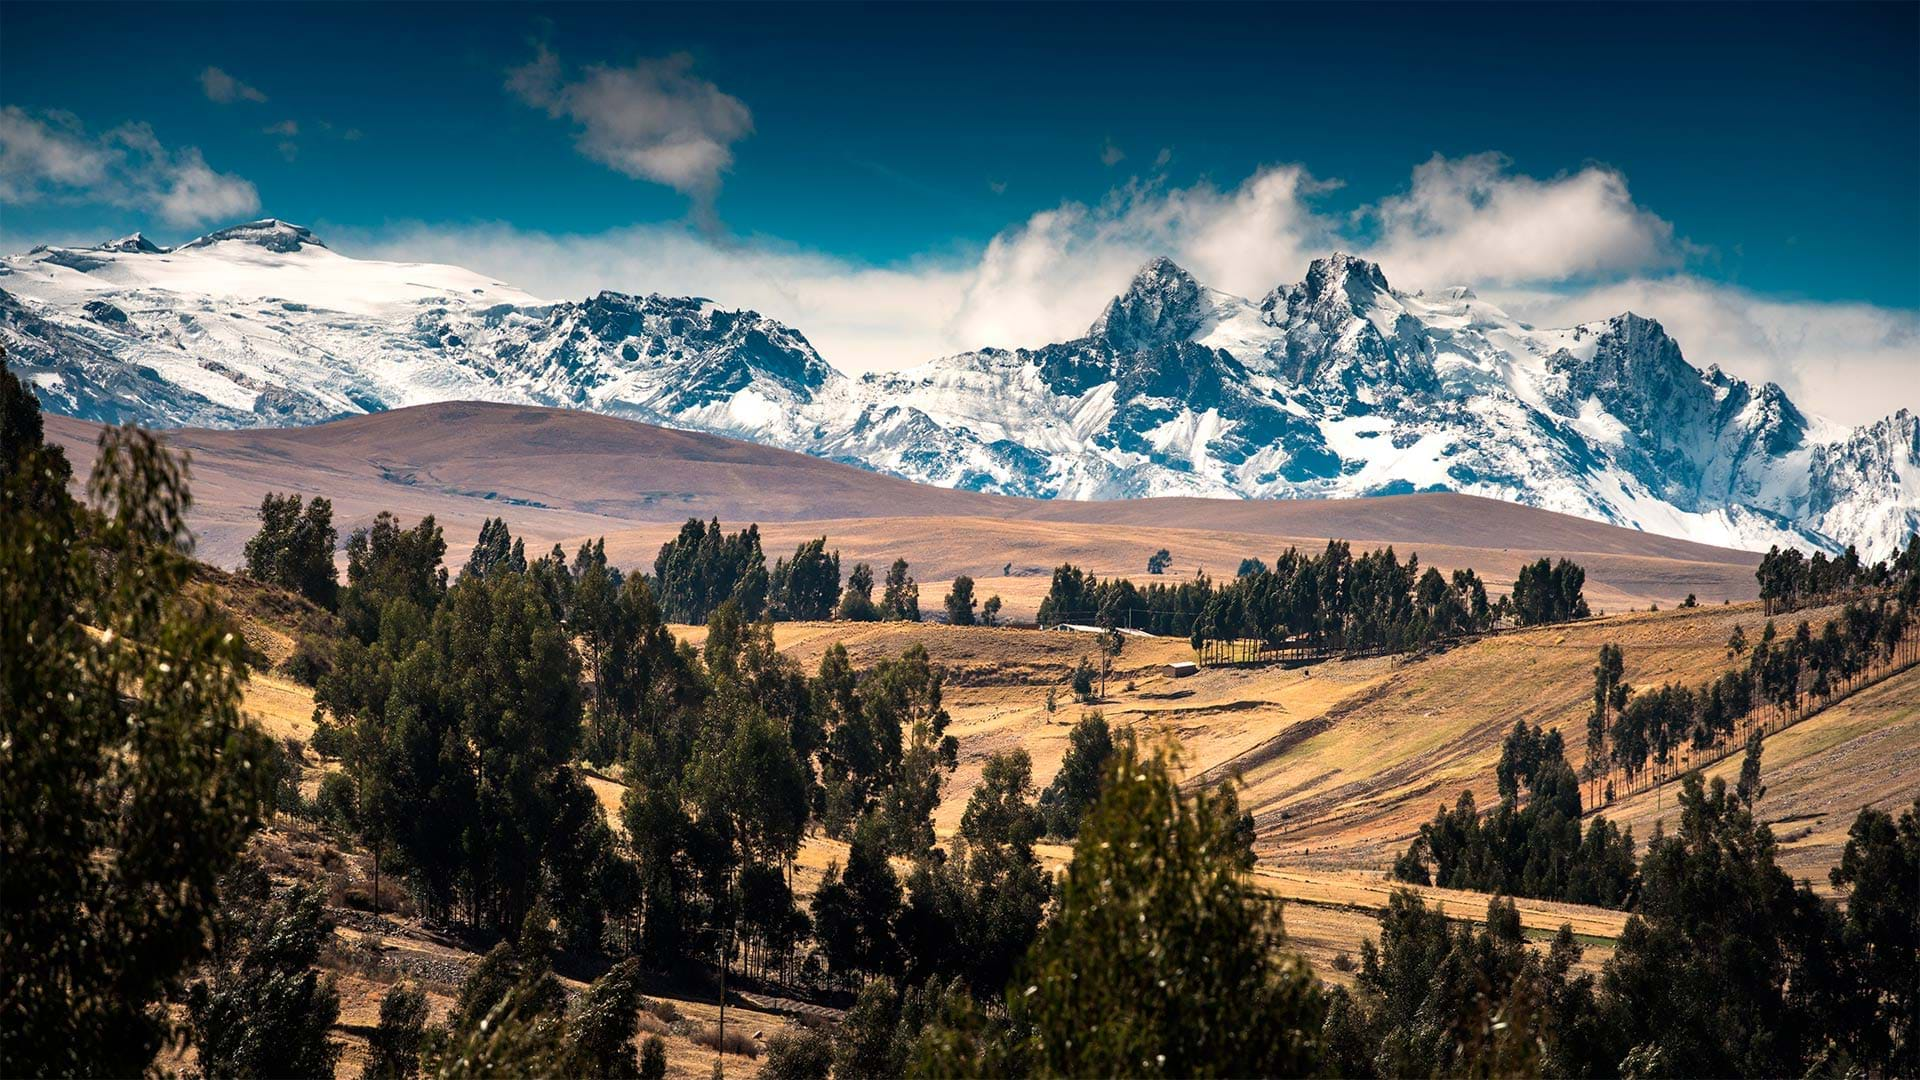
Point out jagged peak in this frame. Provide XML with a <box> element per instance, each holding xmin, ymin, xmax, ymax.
<box><xmin>1298</xmin><ymin>251</ymin><xmax>1392</xmax><ymax>309</ymax></box>
<box><xmin>1087</xmin><ymin>256</ymin><xmax>1205</xmax><ymax>348</ymax></box>
<box><xmin>180</xmin><ymin>218</ymin><xmax>326</xmax><ymax>254</ymax></box>
<box><xmin>95</xmin><ymin>232</ymin><xmax>164</xmax><ymax>254</ymax></box>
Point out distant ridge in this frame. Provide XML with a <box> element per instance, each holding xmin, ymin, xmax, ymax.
<box><xmin>43</xmin><ymin>402</ymin><xmax>1762</xmax><ymax>614</ymax></box>
<box><xmin>9</xmin><ymin>221</ymin><xmax>1909</xmax><ymax>558</ymax></box>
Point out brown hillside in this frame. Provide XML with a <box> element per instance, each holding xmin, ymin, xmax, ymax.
<box><xmin>46</xmin><ymin>401</ymin><xmax>1759</xmax><ymax>610</ymax></box>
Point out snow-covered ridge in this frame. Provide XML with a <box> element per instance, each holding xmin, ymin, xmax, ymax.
<box><xmin>2</xmin><ymin>220</ymin><xmax>1912</xmax><ymax>558</ymax></box>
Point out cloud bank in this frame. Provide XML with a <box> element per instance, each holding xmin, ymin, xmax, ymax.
<box><xmin>0</xmin><ymin>107</ymin><xmax>259</xmax><ymax>227</ymax></box>
<box><xmin>351</xmin><ymin>152</ymin><xmax>1914</xmax><ymax>427</ymax></box>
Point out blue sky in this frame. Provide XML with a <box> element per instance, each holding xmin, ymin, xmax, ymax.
<box><xmin>2</xmin><ymin>2</ymin><xmax>1915</xmax><ymax>420</ymax></box>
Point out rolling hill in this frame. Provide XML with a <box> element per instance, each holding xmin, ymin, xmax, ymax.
<box><xmin>45</xmin><ymin>401</ymin><xmax>1763</xmax><ymax>615</ymax></box>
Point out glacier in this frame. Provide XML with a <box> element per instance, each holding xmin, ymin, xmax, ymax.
<box><xmin>2</xmin><ymin>219</ymin><xmax>1913</xmax><ymax>559</ymax></box>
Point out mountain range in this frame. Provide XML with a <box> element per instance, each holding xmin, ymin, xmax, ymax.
<box><xmin>3</xmin><ymin>218</ymin><xmax>1913</xmax><ymax>559</ymax></box>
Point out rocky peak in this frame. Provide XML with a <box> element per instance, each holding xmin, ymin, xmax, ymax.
<box><xmin>1299</xmin><ymin>252</ymin><xmax>1392</xmax><ymax>311</ymax></box>
<box><xmin>181</xmin><ymin>219</ymin><xmax>326</xmax><ymax>254</ymax></box>
<box><xmin>95</xmin><ymin>233</ymin><xmax>164</xmax><ymax>254</ymax></box>
<box><xmin>1087</xmin><ymin>256</ymin><xmax>1205</xmax><ymax>350</ymax></box>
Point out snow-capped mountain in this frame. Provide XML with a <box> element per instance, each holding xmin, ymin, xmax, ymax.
<box><xmin>3</xmin><ymin>220</ymin><xmax>1913</xmax><ymax>558</ymax></box>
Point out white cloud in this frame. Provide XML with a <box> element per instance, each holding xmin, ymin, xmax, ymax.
<box><xmin>1100</xmin><ymin>138</ymin><xmax>1125</xmax><ymax>167</ymax></box>
<box><xmin>507</xmin><ymin>45</ymin><xmax>751</xmax><ymax>205</ymax></box>
<box><xmin>0</xmin><ymin>107</ymin><xmax>112</xmax><ymax>199</ymax></box>
<box><xmin>199</xmin><ymin>66</ymin><xmax>267</xmax><ymax>104</ymax></box>
<box><xmin>0</xmin><ymin>107</ymin><xmax>259</xmax><ymax>227</ymax></box>
<box><xmin>1364</xmin><ymin>152</ymin><xmax>1680</xmax><ymax>287</ymax></box>
<box><xmin>348</xmin><ymin>153</ymin><xmax>1915</xmax><ymax>426</ymax></box>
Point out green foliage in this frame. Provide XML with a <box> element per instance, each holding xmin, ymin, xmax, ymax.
<box><xmin>1188</xmin><ymin>542</ymin><xmax>1497</xmax><ymax>657</ymax></box>
<box><xmin>815</xmin><ymin>643</ymin><xmax>954</xmax><ymax>850</ymax></box>
<box><xmin>1511</xmin><ymin>556</ymin><xmax>1590</xmax><ymax>625</ymax></box>
<box><xmin>185</xmin><ymin>861</ymin><xmax>342</xmax><ymax>1079</ymax></box>
<box><xmin>1037</xmin><ymin>560</ymin><xmax>1212</xmax><ymax>636</ymax></box>
<box><xmin>464</xmin><ymin>516</ymin><xmax>527</xmax><ymax>581</ymax></box>
<box><xmin>1</xmin><ymin>353</ymin><xmax>73</xmax><ymax>516</ymax></box>
<box><xmin>652</xmin><ymin>517</ymin><xmax>769</xmax><ymax>623</ymax></box>
<box><xmin>559</xmin><ymin>958</ymin><xmax>647</xmax><ymax>1078</ymax></box>
<box><xmin>689</xmin><ymin>686</ymin><xmax>810</xmax><ymax>865</ymax></box>
<box><xmin>1014</xmin><ymin>737</ymin><xmax>1325</xmax><ymax>1077</ymax></box>
<box><xmin>363</xmin><ymin>984</ymin><xmax>430</xmax><ymax>1080</ymax></box>
<box><xmin>1397</xmin><ymin>721</ymin><xmax>1637</xmax><ymax>907</ymax></box>
<box><xmin>771</xmin><ymin>536</ymin><xmax>841</xmax><ymax>620</ymax></box>
<box><xmin>881</xmin><ymin>557</ymin><xmax>920</xmax><ymax>621</ymax></box>
<box><xmin>323</xmin><ymin>553</ymin><xmax>600</xmax><ymax>932</ymax></box>
<box><xmin>943</xmin><ymin>573</ymin><xmax>977</xmax><ymax>625</ymax></box>
<box><xmin>426</xmin><ymin>973</ymin><xmax>566</xmax><ymax>1079</ymax></box>
<box><xmin>338</xmin><ymin>511</ymin><xmax>448</xmax><ymax>644</ymax></box>
<box><xmin>244</xmin><ymin>491</ymin><xmax>340</xmax><ymax>608</ymax></box>
<box><xmin>1037</xmin><ymin>712</ymin><xmax>1113</xmax><ymax>839</ymax></box>
<box><xmin>811</xmin><ymin>820</ymin><xmax>903</xmax><ymax>980</ymax></box>
<box><xmin>761</xmin><ymin>1024</ymin><xmax>834</xmax><ymax>1080</ymax></box>
<box><xmin>1756</xmin><ymin>538</ymin><xmax>1919</xmax><ymax>612</ymax></box>
<box><xmin>834</xmin><ymin>980</ymin><xmax>910</xmax><ymax>1079</ymax></box>
<box><xmin>1830</xmin><ymin>799</ymin><xmax>1920</xmax><ymax>1075</ymax></box>
<box><xmin>898</xmin><ymin>750</ymin><xmax>1051</xmax><ymax>997</ymax></box>
<box><xmin>981</xmin><ymin>594</ymin><xmax>1003</xmax><ymax>626</ymax></box>
<box><xmin>1338</xmin><ymin>891</ymin><xmax>1601</xmax><ymax>1078</ymax></box>
<box><xmin>1602</xmin><ymin>772</ymin><xmax>1848</xmax><ymax>1076</ymax></box>
<box><xmin>837</xmin><ymin>561</ymin><xmax>880</xmax><ymax>621</ymax></box>
<box><xmin>2</xmin><ymin>416</ymin><xmax>273</xmax><ymax>1077</ymax></box>
<box><xmin>638</xmin><ymin>1035</ymin><xmax>668</xmax><ymax>1080</ymax></box>
<box><xmin>1147</xmin><ymin>547</ymin><xmax>1172</xmax><ymax>574</ymax></box>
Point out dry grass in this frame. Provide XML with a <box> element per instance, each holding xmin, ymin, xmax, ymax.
<box><xmin>691</xmin><ymin>1023</ymin><xmax>759</xmax><ymax>1059</ymax></box>
<box><xmin>193</xmin><ymin>551</ymin><xmax>1917</xmax><ymax>1068</ymax></box>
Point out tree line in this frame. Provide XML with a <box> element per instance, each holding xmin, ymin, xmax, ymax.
<box><xmin>1038</xmin><ymin>543</ymin><xmax>1581</xmax><ymax>665</ymax></box>
<box><xmin>1585</xmin><ymin>592</ymin><xmax>1918</xmax><ymax>806</ymax></box>
<box><xmin>1756</xmin><ymin>535</ymin><xmax>1920</xmax><ymax>615</ymax></box>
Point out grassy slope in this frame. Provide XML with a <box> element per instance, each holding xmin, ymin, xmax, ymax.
<box><xmin>212</xmin><ymin>570</ymin><xmax>1908</xmax><ymax>1067</ymax></box>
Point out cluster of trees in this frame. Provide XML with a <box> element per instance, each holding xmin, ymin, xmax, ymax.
<box><xmin>1395</xmin><ymin>721</ymin><xmax>1637</xmax><ymax>907</ymax></box>
<box><xmin>844</xmin><ymin>725</ymin><xmax>1920</xmax><ymax>1079</ymax></box>
<box><xmin>1037</xmin><ymin>542</ymin><xmax>1529</xmax><ymax>664</ymax></box>
<box><xmin>1756</xmin><ymin>535</ymin><xmax>1920</xmax><ymax>614</ymax></box>
<box><xmin>939</xmin><ymin>574</ymin><xmax>1002</xmax><ymax>626</ymax></box>
<box><xmin>242</xmin><ymin>492</ymin><xmax>340</xmax><ymax>608</ymax></box>
<box><xmin>307</xmin><ymin>506</ymin><xmax>998</xmax><ymax>976</ymax></box>
<box><xmin>1193</xmin><ymin>542</ymin><xmax>1497</xmax><ymax>655</ymax></box>
<box><xmin>1035</xmin><ymin>562</ymin><xmax>1214</xmax><ymax>635</ymax></box>
<box><xmin>1586</xmin><ymin>595</ymin><xmax>1916</xmax><ymax>802</ymax></box>
<box><xmin>1510</xmin><ymin>556</ymin><xmax>1590</xmax><ymax>625</ymax></box>
<box><xmin>650</xmin><ymin>519</ymin><xmax>941</xmax><ymax>626</ymax></box>
<box><xmin>1376</xmin><ymin>768</ymin><xmax>1919</xmax><ymax>1077</ymax></box>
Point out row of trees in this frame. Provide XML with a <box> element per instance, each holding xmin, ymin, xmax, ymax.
<box><xmin>1192</xmin><ymin>543</ymin><xmax>1501</xmax><ymax>657</ymax></box>
<box><xmin>1037</xmin><ymin>542</ymin><xmax>1570</xmax><ymax>666</ymax></box>
<box><xmin>1756</xmin><ymin>535</ymin><xmax>1920</xmax><ymax>614</ymax></box>
<box><xmin>1585</xmin><ymin>595</ymin><xmax>1918</xmax><ymax>804</ymax></box>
